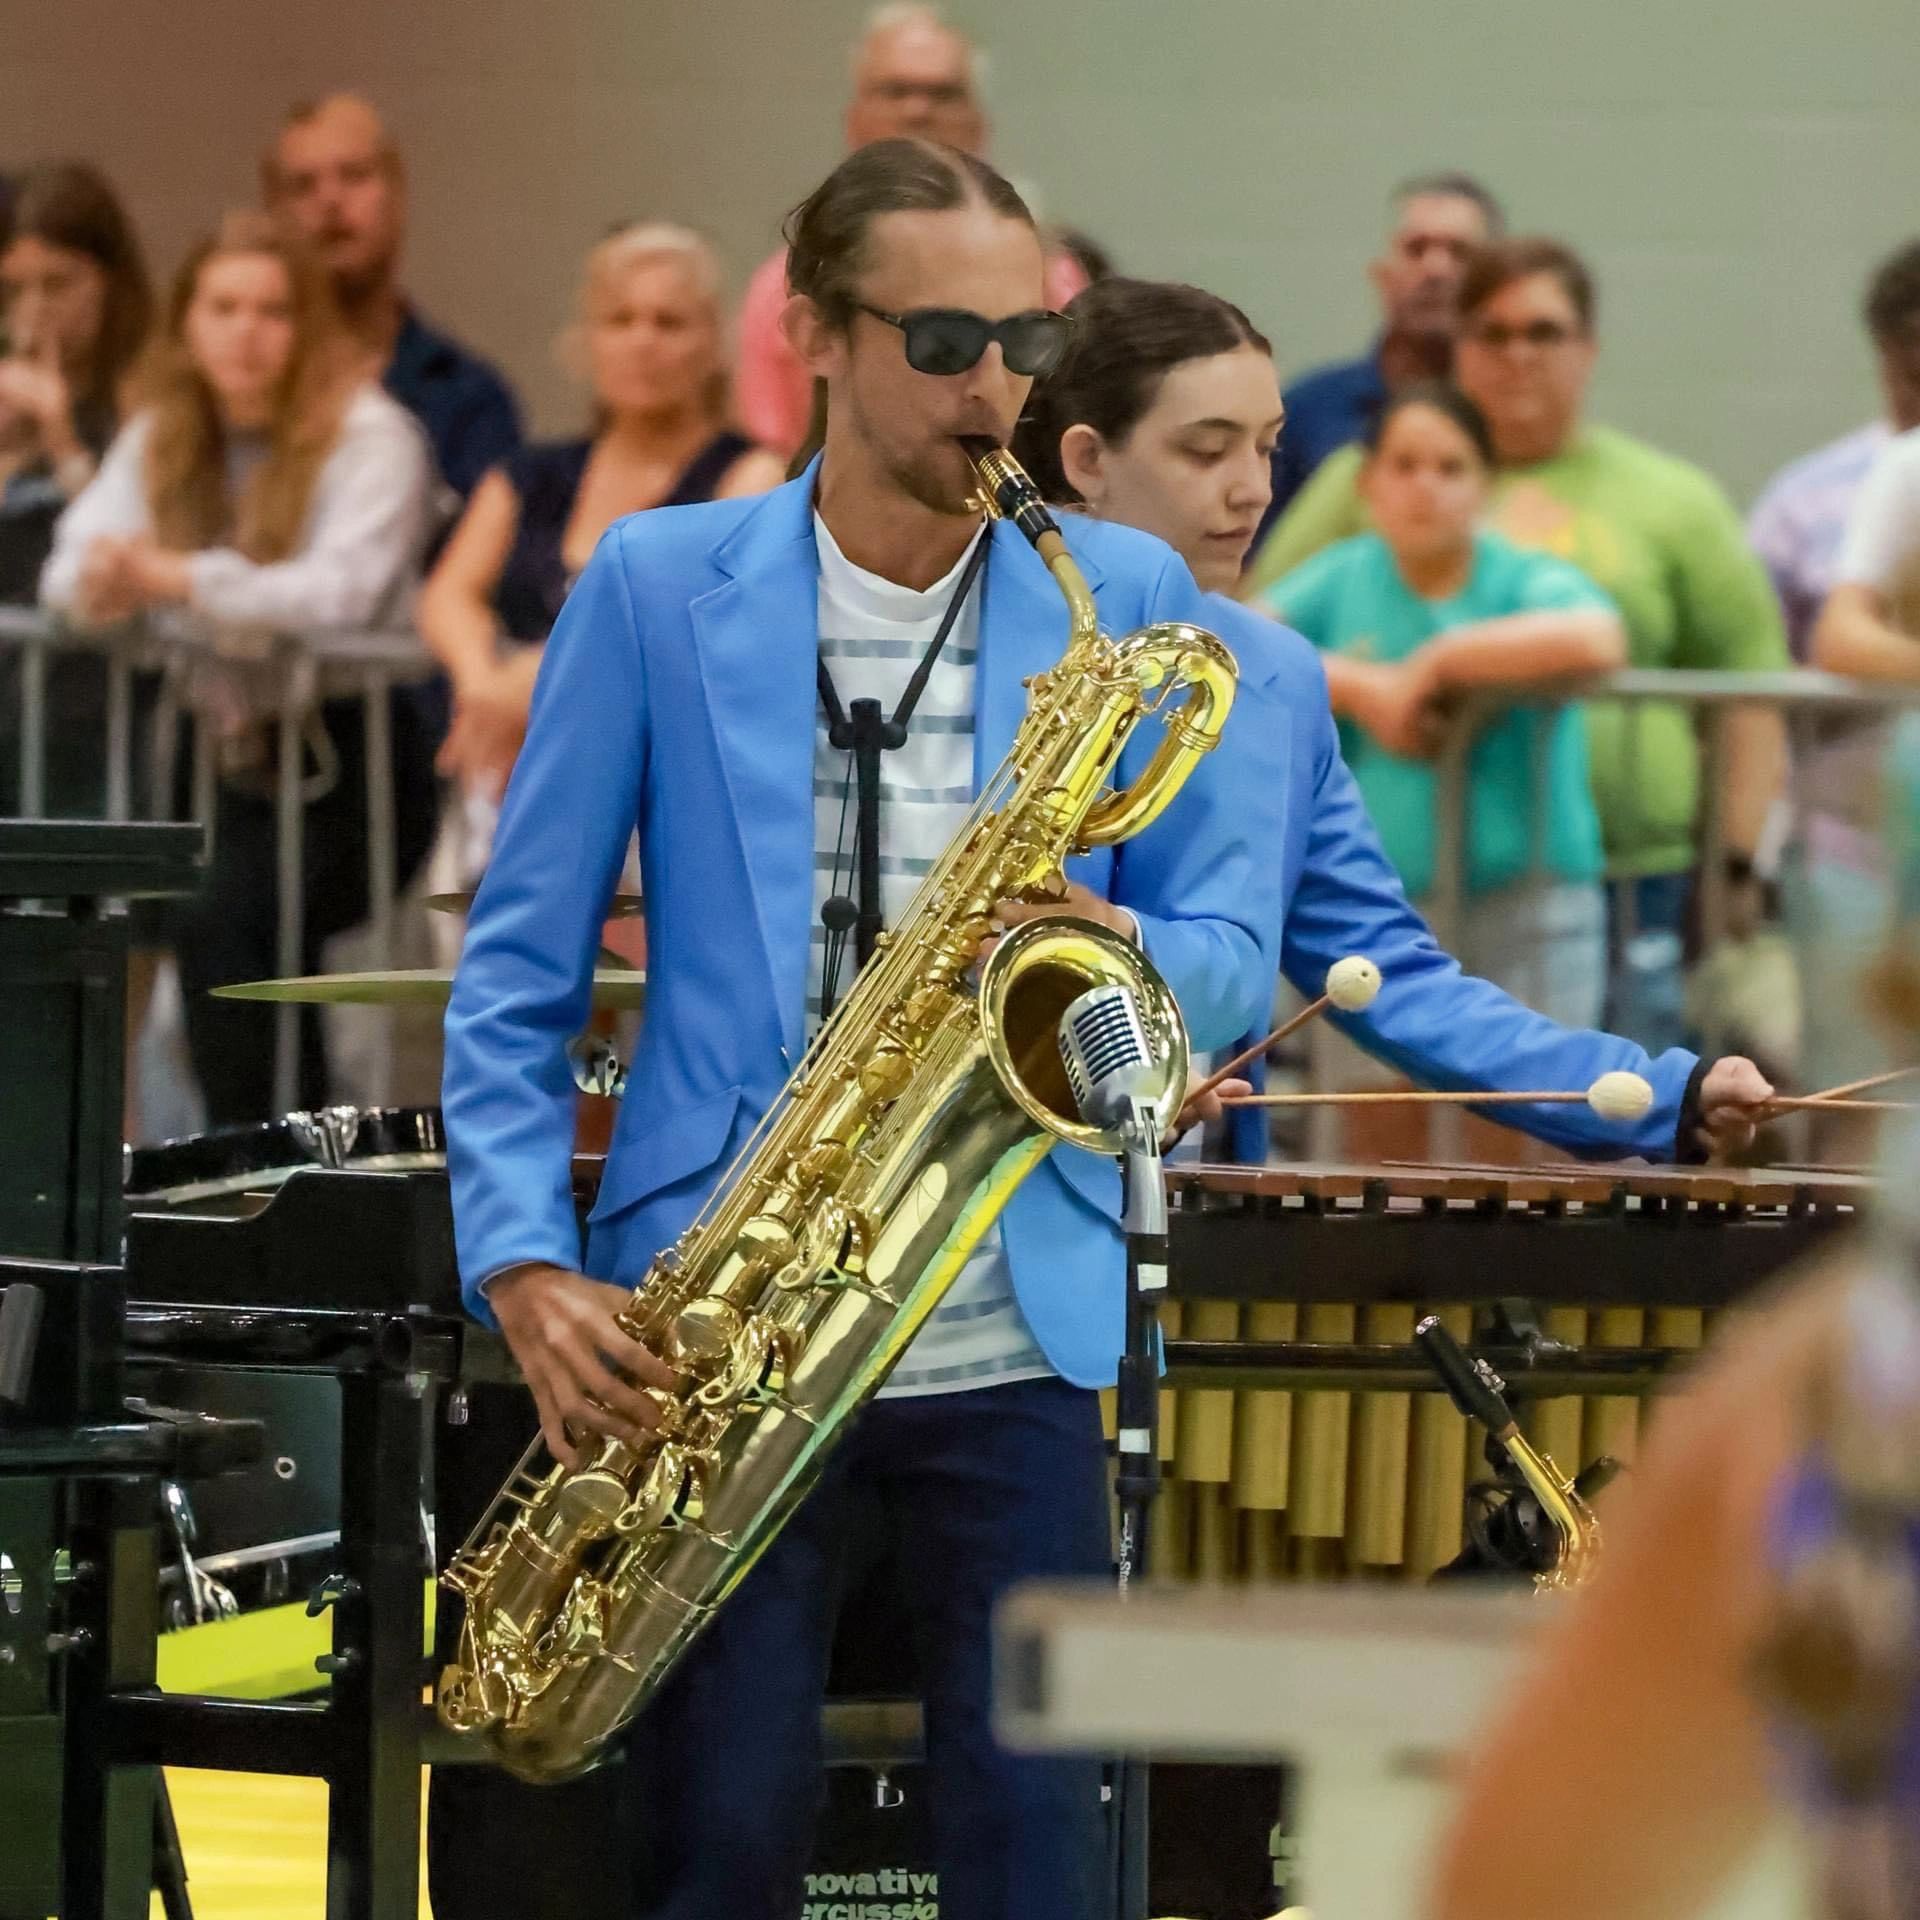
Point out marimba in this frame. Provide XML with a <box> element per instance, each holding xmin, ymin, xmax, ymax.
<box><xmin>1145</xmin><ymin>1160</ymin><xmax>1865</xmax><ymax>1584</ymax></box>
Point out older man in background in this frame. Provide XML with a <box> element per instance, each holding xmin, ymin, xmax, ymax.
<box><xmin>263</xmin><ymin>93</ymin><xmax>522</xmax><ymax>514</ymax></box>
<box><xmin>732</xmin><ymin>2</ymin><xmax>1088</xmax><ymax>458</ymax></box>
<box><xmin>1250</xmin><ymin>171</ymin><xmax>1504</xmax><ymax>553</ymax></box>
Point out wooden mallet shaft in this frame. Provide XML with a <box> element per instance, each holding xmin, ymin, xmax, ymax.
<box><xmin>1219</xmin><ymin>1088</ymin><xmax>1599</xmax><ymax>1109</ymax></box>
<box><xmin>1760</xmin><ymin>1095</ymin><xmax>1915</xmax><ymax>1115</ymax></box>
<box><xmin>1188</xmin><ymin>955</ymin><xmax>1383</xmax><ymax>1106</ymax></box>
<box><xmin>1219</xmin><ymin>1069</ymin><xmax>1654</xmax><ymax>1122</ymax></box>
<box><xmin>1187</xmin><ymin>998</ymin><xmax>1333</xmax><ymax>1106</ymax></box>
<box><xmin>1798</xmin><ymin>1063</ymin><xmax>1920</xmax><ymax>1104</ymax></box>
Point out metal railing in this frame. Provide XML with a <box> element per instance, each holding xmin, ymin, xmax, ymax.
<box><xmin>10</xmin><ymin>610</ymin><xmax>1916</xmax><ymax>1127</ymax></box>
<box><xmin>1</xmin><ymin>606</ymin><xmax>435</xmax><ymax>1111</ymax></box>
<box><xmin>1429</xmin><ymin>667</ymin><xmax>1920</xmax><ymax>962</ymax></box>
<box><xmin>1280</xmin><ymin>665</ymin><xmax>1920</xmax><ymax>1159</ymax></box>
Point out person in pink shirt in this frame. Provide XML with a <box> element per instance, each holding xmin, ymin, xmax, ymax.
<box><xmin>734</xmin><ymin>2</ymin><xmax>1089</xmax><ymax>458</ymax></box>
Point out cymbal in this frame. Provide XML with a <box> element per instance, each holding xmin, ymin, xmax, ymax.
<box><xmin>212</xmin><ymin>968</ymin><xmax>647</xmax><ymax>1009</ymax></box>
<box><xmin>425</xmin><ymin>890</ymin><xmax>644</xmax><ymax>919</ymax></box>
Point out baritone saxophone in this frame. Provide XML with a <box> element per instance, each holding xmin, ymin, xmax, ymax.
<box><xmin>437</xmin><ymin>440</ymin><xmax>1239</xmax><ymax>1781</ymax></box>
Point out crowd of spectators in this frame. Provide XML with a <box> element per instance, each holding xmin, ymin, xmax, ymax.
<box><xmin>5</xmin><ymin>0</ymin><xmax>1919</xmax><ymax>1134</ymax></box>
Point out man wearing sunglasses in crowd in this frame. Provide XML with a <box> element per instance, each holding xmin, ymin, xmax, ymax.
<box><xmin>442</xmin><ymin>146</ymin><xmax>1770</xmax><ymax>1918</ymax></box>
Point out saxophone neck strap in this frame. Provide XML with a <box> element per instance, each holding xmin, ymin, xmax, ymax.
<box><xmin>815</xmin><ymin>524</ymin><xmax>990</xmax><ymax>1013</ymax></box>
<box><xmin>814</xmin><ymin>525</ymin><xmax>990</xmax><ymax>749</ymax></box>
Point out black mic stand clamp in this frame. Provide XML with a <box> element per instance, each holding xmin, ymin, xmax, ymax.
<box><xmin>1112</xmin><ymin>1098</ymin><xmax>1168</xmax><ymax>1594</ymax></box>
<box><xmin>1111</xmin><ymin>1097</ymin><xmax>1168</xmax><ymax>1920</ymax></box>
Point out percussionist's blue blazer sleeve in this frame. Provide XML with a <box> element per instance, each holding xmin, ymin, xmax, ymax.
<box><xmin>1281</xmin><ymin>693</ymin><xmax>1698</xmax><ymax>1158</ymax></box>
<box><xmin>1109</xmin><ymin>552</ymin><xmax>1279</xmax><ymax>1052</ymax></box>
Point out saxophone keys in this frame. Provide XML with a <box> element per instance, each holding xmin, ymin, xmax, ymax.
<box><xmin>736</xmin><ymin>1212</ymin><xmax>800</xmax><ymax>1277</ymax></box>
<box><xmin>691</xmin><ymin>1318</ymin><xmax>788</xmax><ymax>1411</ymax></box>
<box><xmin>613</xmin><ymin>1440</ymin><xmax>709</xmax><ymax>1536</ymax></box>
<box><xmin>533</xmin><ymin>1580</ymin><xmax>609</xmax><ymax>1667</ymax></box>
<box><xmin>796</xmin><ymin>1199</ymin><xmax>870</xmax><ymax>1284</ymax></box>
<box><xmin>668</xmin><ymin>1296</ymin><xmax>743</xmax><ymax>1369</ymax></box>
<box><xmin>795</xmin><ymin>1139</ymin><xmax>853</xmax><ymax>1188</ymax></box>
<box><xmin>904</xmin><ymin>984</ymin><xmax>951</xmax><ymax>1028</ymax></box>
<box><xmin>436</xmin><ymin>1657</ymin><xmax>511</xmax><ymax>1734</ymax></box>
<box><xmin>857</xmin><ymin>1048</ymin><xmax>914</xmax><ymax>1104</ymax></box>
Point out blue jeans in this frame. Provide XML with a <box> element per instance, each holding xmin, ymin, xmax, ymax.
<box><xmin>1604</xmin><ymin>871</ymin><xmax>1694</xmax><ymax>1054</ymax></box>
<box><xmin>623</xmin><ymin>1375</ymin><xmax>1114</xmax><ymax>1920</ymax></box>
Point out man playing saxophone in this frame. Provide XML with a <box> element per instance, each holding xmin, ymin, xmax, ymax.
<box><xmin>442</xmin><ymin>139</ymin><xmax>1771</xmax><ymax>1920</ymax></box>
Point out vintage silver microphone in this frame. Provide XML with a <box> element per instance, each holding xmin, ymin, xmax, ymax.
<box><xmin>1058</xmin><ymin>983</ymin><xmax>1168</xmax><ymax>1242</ymax></box>
<box><xmin>1058</xmin><ymin>981</ymin><xmax>1171</xmax><ymax>1920</ymax></box>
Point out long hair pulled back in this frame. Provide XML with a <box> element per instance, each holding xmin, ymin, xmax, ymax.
<box><xmin>1011</xmin><ymin>277</ymin><xmax>1269</xmax><ymax>502</ymax></box>
<box><xmin>782</xmin><ymin>138</ymin><xmax>1034</xmax><ymax>473</ymax></box>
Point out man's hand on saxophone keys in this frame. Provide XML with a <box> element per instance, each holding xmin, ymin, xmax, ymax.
<box><xmin>976</xmin><ymin>881</ymin><xmax>1138</xmax><ymax>965</ymax></box>
<box><xmin>489</xmin><ymin>1264</ymin><xmax>680</xmax><ymax>1466</ymax></box>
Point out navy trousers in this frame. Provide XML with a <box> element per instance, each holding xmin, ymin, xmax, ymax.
<box><xmin>623</xmin><ymin>1373</ymin><xmax>1115</xmax><ymax>1920</ymax></box>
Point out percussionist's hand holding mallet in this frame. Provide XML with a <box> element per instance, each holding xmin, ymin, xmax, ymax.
<box><xmin>1689</xmin><ymin>1055</ymin><xmax>1775</xmax><ymax>1160</ymax></box>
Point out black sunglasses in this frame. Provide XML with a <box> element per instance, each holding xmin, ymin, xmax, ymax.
<box><xmin>855</xmin><ymin>303</ymin><xmax>1074</xmax><ymax>378</ymax></box>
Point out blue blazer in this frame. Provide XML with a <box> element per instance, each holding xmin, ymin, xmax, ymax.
<box><xmin>443</xmin><ymin>471</ymin><xmax>1698</xmax><ymax>1387</ymax></box>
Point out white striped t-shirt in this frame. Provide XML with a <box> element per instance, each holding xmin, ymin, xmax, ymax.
<box><xmin>811</xmin><ymin>512</ymin><xmax>1054</xmax><ymax>1399</ymax></box>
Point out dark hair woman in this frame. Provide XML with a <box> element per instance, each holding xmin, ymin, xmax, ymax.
<box><xmin>1011</xmin><ymin>274</ymin><xmax>1274</xmax><ymax>592</ymax></box>
<box><xmin>0</xmin><ymin>163</ymin><xmax>155</xmax><ymax>826</ymax></box>
<box><xmin>0</xmin><ymin>161</ymin><xmax>152</xmax><ymax>522</ymax></box>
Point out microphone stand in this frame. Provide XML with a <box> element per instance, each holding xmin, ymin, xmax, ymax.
<box><xmin>1111</xmin><ymin>1098</ymin><xmax>1168</xmax><ymax>1920</ymax></box>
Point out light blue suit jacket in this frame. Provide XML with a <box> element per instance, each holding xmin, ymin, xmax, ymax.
<box><xmin>443</xmin><ymin>472</ymin><xmax>1698</xmax><ymax>1387</ymax></box>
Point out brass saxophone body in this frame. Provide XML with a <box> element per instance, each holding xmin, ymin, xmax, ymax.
<box><xmin>1416</xmin><ymin>1312</ymin><xmax>1602</xmax><ymax>1591</ymax></box>
<box><xmin>438</xmin><ymin>445</ymin><xmax>1239</xmax><ymax>1781</ymax></box>
<box><xmin>1498</xmin><ymin>1428</ymin><xmax>1602</xmax><ymax>1593</ymax></box>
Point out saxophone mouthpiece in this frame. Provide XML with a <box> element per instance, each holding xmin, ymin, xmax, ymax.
<box><xmin>960</xmin><ymin>437</ymin><xmax>1064</xmax><ymax>557</ymax></box>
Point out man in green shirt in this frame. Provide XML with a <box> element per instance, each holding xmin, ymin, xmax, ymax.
<box><xmin>1245</xmin><ymin>238</ymin><xmax>1788</xmax><ymax>1043</ymax></box>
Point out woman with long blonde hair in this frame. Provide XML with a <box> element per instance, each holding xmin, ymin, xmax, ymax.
<box><xmin>420</xmin><ymin>221</ymin><xmax>782</xmax><ymax>800</ymax></box>
<box><xmin>43</xmin><ymin>209</ymin><xmax>437</xmax><ymax>1123</ymax></box>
